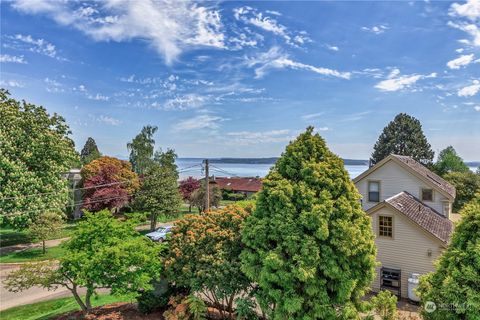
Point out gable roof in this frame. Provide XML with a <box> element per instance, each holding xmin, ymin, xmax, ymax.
<box><xmin>353</xmin><ymin>154</ymin><xmax>455</xmax><ymax>199</ymax></box>
<box><xmin>211</xmin><ymin>177</ymin><xmax>262</xmax><ymax>193</ymax></box>
<box><xmin>369</xmin><ymin>191</ymin><xmax>453</xmax><ymax>244</ymax></box>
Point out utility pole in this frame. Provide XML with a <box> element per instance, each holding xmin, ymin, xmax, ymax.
<box><xmin>204</xmin><ymin>159</ymin><xmax>209</xmax><ymax>213</ymax></box>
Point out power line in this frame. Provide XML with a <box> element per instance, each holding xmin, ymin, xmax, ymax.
<box><xmin>210</xmin><ymin>165</ymin><xmax>241</xmax><ymax>178</ymax></box>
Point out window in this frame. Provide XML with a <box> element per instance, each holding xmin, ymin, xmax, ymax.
<box><xmin>421</xmin><ymin>188</ymin><xmax>433</xmax><ymax>202</ymax></box>
<box><xmin>379</xmin><ymin>216</ymin><xmax>393</xmax><ymax>238</ymax></box>
<box><xmin>368</xmin><ymin>181</ymin><xmax>380</xmax><ymax>202</ymax></box>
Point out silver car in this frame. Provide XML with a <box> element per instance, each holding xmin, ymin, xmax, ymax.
<box><xmin>146</xmin><ymin>225</ymin><xmax>173</xmax><ymax>242</ymax></box>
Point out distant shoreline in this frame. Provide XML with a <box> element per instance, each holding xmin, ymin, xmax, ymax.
<box><xmin>178</xmin><ymin>157</ymin><xmax>369</xmax><ymax>166</ymax></box>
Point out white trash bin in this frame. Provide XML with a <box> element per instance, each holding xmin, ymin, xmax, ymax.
<box><xmin>408</xmin><ymin>273</ymin><xmax>421</xmax><ymax>302</ymax></box>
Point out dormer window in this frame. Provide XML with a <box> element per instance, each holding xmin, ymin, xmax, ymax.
<box><xmin>368</xmin><ymin>181</ymin><xmax>380</xmax><ymax>202</ymax></box>
<box><xmin>421</xmin><ymin>188</ymin><xmax>433</xmax><ymax>202</ymax></box>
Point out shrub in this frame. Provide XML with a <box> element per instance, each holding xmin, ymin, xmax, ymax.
<box><xmin>163</xmin><ymin>295</ymin><xmax>207</xmax><ymax>320</ymax></box>
<box><xmin>370</xmin><ymin>290</ymin><xmax>398</xmax><ymax>320</ymax></box>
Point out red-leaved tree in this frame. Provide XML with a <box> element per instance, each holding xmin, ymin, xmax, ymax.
<box><xmin>179</xmin><ymin>177</ymin><xmax>201</xmax><ymax>212</ymax></box>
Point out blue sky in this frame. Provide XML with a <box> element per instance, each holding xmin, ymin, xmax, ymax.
<box><xmin>1</xmin><ymin>0</ymin><xmax>479</xmax><ymax>160</ymax></box>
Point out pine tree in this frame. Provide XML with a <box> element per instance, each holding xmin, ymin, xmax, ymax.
<box><xmin>371</xmin><ymin>113</ymin><xmax>434</xmax><ymax>165</ymax></box>
<box><xmin>80</xmin><ymin>137</ymin><xmax>101</xmax><ymax>165</ymax></box>
<box><xmin>418</xmin><ymin>194</ymin><xmax>480</xmax><ymax>319</ymax></box>
<box><xmin>241</xmin><ymin>127</ymin><xmax>376</xmax><ymax>319</ymax></box>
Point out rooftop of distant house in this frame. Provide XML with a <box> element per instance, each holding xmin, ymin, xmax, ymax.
<box><xmin>211</xmin><ymin>176</ymin><xmax>263</xmax><ymax>193</ymax></box>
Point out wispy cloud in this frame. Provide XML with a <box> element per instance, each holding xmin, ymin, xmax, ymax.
<box><xmin>0</xmin><ymin>79</ymin><xmax>24</xmax><ymax>88</ymax></box>
<box><xmin>245</xmin><ymin>46</ymin><xmax>351</xmax><ymax>79</ymax></box>
<box><xmin>96</xmin><ymin>115</ymin><xmax>122</xmax><ymax>126</ymax></box>
<box><xmin>458</xmin><ymin>79</ymin><xmax>480</xmax><ymax>97</ymax></box>
<box><xmin>175</xmin><ymin>115</ymin><xmax>226</xmax><ymax>131</ymax></box>
<box><xmin>449</xmin><ymin>0</ymin><xmax>480</xmax><ymax>21</ymax></box>
<box><xmin>326</xmin><ymin>44</ymin><xmax>339</xmax><ymax>51</ymax></box>
<box><xmin>0</xmin><ymin>54</ymin><xmax>27</xmax><ymax>64</ymax></box>
<box><xmin>226</xmin><ymin>129</ymin><xmax>294</xmax><ymax>145</ymax></box>
<box><xmin>162</xmin><ymin>93</ymin><xmax>209</xmax><ymax>110</ymax></box>
<box><xmin>375</xmin><ymin>68</ymin><xmax>436</xmax><ymax>92</ymax></box>
<box><xmin>11</xmin><ymin>0</ymin><xmax>226</xmax><ymax>64</ymax></box>
<box><xmin>361</xmin><ymin>25</ymin><xmax>389</xmax><ymax>34</ymax></box>
<box><xmin>447</xmin><ymin>53</ymin><xmax>475</xmax><ymax>69</ymax></box>
<box><xmin>8</xmin><ymin>34</ymin><xmax>60</xmax><ymax>59</ymax></box>
<box><xmin>87</xmin><ymin>93</ymin><xmax>110</xmax><ymax>101</ymax></box>
<box><xmin>302</xmin><ymin>112</ymin><xmax>325</xmax><ymax>120</ymax></box>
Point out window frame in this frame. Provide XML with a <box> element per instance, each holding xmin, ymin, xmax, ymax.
<box><xmin>420</xmin><ymin>187</ymin><xmax>434</xmax><ymax>202</ymax></box>
<box><xmin>378</xmin><ymin>215</ymin><xmax>394</xmax><ymax>239</ymax></box>
<box><xmin>367</xmin><ymin>180</ymin><xmax>381</xmax><ymax>203</ymax></box>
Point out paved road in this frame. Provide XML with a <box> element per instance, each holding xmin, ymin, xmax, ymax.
<box><xmin>0</xmin><ymin>222</ymin><xmax>175</xmax><ymax>311</ymax></box>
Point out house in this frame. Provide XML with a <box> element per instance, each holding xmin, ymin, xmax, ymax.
<box><xmin>210</xmin><ymin>176</ymin><xmax>262</xmax><ymax>197</ymax></box>
<box><xmin>353</xmin><ymin>154</ymin><xmax>455</xmax><ymax>298</ymax></box>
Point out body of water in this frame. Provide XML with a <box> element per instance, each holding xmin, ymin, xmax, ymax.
<box><xmin>176</xmin><ymin>158</ymin><xmax>369</xmax><ymax>179</ymax></box>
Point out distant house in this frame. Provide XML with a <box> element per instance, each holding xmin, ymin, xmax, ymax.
<box><xmin>63</xmin><ymin>168</ymin><xmax>82</xmax><ymax>219</ymax></box>
<box><xmin>353</xmin><ymin>154</ymin><xmax>455</xmax><ymax>298</ymax></box>
<box><xmin>211</xmin><ymin>176</ymin><xmax>262</xmax><ymax>197</ymax></box>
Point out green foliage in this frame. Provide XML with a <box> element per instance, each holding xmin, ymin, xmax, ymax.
<box><xmin>135</xmin><ymin>150</ymin><xmax>182</xmax><ymax>230</ymax></box>
<box><xmin>371</xmin><ymin>113</ymin><xmax>434</xmax><ymax>165</ymax></box>
<box><xmin>235</xmin><ymin>297</ymin><xmax>259</xmax><ymax>320</ymax></box>
<box><xmin>165</xmin><ymin>206</ymin><xmax>251</xmax><ymax>317</ymax></box>
<box><xmin>226</xmin><ymin>192</ymin><xmax>247</xmax><ymax>201</ymax></box>
<box><xmin>163</xmin><ymin>294</ymin><xmax>207</xmax><ymax>320</ymax></box>
<box><xmin>127</xmin><ymin>125</ymin><xmax>158</xmax><ymax>175</ymax></box>
<box><xmin>137</xmin><ymin>279</ymin><xmax>171</xmax><ymax>314</ymax></box>
<box><xmin>433</xmin><ymin>146</ymin><xmax>469</xmax><ymax>176</ymax></box>
<box><xmin>28</xmin><ymin>212</ymin><xmax>64</xmax><ymax>254</ymax></box>
<box><xmin>417</xmin><ymin>194</ymin><xmax>480</xmax><ymax>319</ymax></box>
<box><xmin>190</xmin><ymin>185</ymin><xmax>222</xmax><ymax>212</ymax></box>
<box><xmin>241</xmin><ymin>127</ymin><xmax>377</xmax><ymax>319</ymax></box>
<box><xmin>80</xmin><ymin>137</ymin><xmax>101</xmax><ymax>165</ymax></box>
<box><xmin>5</xmin><ymin>210</ymin><xmax>161</xmax><ymax>311</ymax></box>
<box><xmin>0</xmin><ymin>89</ymin><xmax>79</xmax><ymax>228</ymax></box>
<box><xmin>444</xmin><ymin>171</ymin><xmax>480</xmax><ymax>212</ymax></box>
<box><xmin>369</xmin><ymin>291</ymin><xmax>398</xmax><ymax>320</ymax></box>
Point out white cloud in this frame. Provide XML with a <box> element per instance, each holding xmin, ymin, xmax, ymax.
<box><xmin>233</xmin><ymin>6</ymin><xmax>310</xmax><ymax>47</ymax></box>
<box><xmin>162</xmin><ymin>94</ymin><xmax>208</xmax><ymax>110</ymax></box>
<box><xmin>87</xmin><ymin>93</ymin><xmax>110</xmax><ymax>101</ymax></box>
<box><xmin>450</xmin><ymin>0</ymin><xmax>480</xmax><ymax>21</ymax></box>
<box><xmin>0</xmin><ymin>80</ymin><xmax>24</xmax><ymax>88</ymax></box>
<box><xmin>448</xmin><ymin>21</ymin><xmax>480</xmax><ymax>46</ymax></box>
<box><xmin>361</xmin><ymin>25</ymin><xmax>389</xmax><ymax>34</ymax></box>
<box><xmin>474</xmin><ymin>105</ymin><xmax>480</xmax><ymax>111</ymax></box>
<box><xmin>302</xmin><ymin>112</ymin><xmax>325</xmax><ymax>120</ymax></box>
<box><xmin>447</xmin><ymin>53</ymin><xmax>475</xmax><ymax>69</ymax></box>
<box><xmin>11</xmin><ymin>0</ymin><xmax>226</xmax><ymax>64</ymax></box>
<box><xmin>97</xmin><ymin>115</ymin><xmax>122</xmax><ymax>126</ymax></box>
<box><xmin>326</xmin><ymin>44</ymin><xmax>339</xmax><ymax>51</ymax></box>
<box><xmin>226</xmin><ymin>129</ymin><xmax>294</xmax><ymax>145</ymax></box>
<box><xmin>11</xmin><ymin>34</ymin><xmax>59</xmax><ymax>58</ymax></box>
<box><xmin>246</xmin><ymin>46</ymin><xmax>351</xmax><ymax>79</ymax></box>
<box><xmin>375</xmin><ymin>68</ymin><xmax>436</xmax><ymax>92</ymax></box>
<box><xmin>176</xmin><ymin>115</ymin><xmax>226</xmax><ymax>131</ymax></box>
<box><xmin>0</xmin><ymin>54</ymin><xmax>27</xmax><ymax>64</ymax></box>
<box><xmin>458</xmin><ymin>79</ymin><xmax>480</xmax><ymax>97</ymax></box>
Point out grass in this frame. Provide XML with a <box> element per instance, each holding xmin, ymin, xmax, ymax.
<box><xmin>0</xmin><ymin>245</ymin><xmax>67</xmax><ymax>263</ymax></box>
<box><xmin>0</xmin><ymin>222</ymin><xmax>78</xmax><ymax>248</ymax></box>
<box><xmin>0</xmin><ymin>293</ymin><xmax>134</xmax><ymax>320</ymax></box>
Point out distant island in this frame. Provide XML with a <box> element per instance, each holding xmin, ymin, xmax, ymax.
<box><xmin>179</xmin><ymin>158</ymin><xmax>369</xmax><ymax>166</ymax></box>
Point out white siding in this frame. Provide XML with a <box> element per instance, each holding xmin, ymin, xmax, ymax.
<box><xmin>356</xmin><ymin>160</ymin><xmax>450</xmax><ymax>215</ymax></box>
<box><xmin>370</xmin><ymin>206</ymin><xmax>445</xmax><ymax>298</ymax></box>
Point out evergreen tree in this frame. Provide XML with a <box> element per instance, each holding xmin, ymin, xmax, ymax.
<box><xmin>80</xmin><ymin>137</ymin><xmax>101</xmax><ymax>165</ymax></box>
<box><xmin>417</xmin><ymin>194</ymin><xmax>480</xmax><ymax>319</ymax></box>
<box><xmin>432</xmin><ymin>146</ymin><xmax>469</xmax><ymax>176</ymax></box>
<box><xmin>127</xmin><ymin>125</ymin><xmax>158</xmax><ymax>175</ymax></box>
<box><xmin>241</xmin><ymin>127</ymin><xmax>376</xmax><ymax>319</ymax></box>
<box><xmin>371</xmin><ymin>113</ymin><xmax>434</xmax><ymax>165</ymax></box>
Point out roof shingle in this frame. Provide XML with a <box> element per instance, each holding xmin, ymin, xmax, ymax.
<box><xmin>212</xmin><ymin>177</ymin><xmax>262</xmax><ymax>193</ymax></box>
<box><xmin>385</xmin><ymin>191</ymin><xmax>453</xmax><ymax>243</ymax></box>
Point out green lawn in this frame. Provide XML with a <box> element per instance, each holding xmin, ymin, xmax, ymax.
<box><xmin>0</xmin><ymin>245</ymin><xmax>66</xmax><ymax>263</ymax></box>
<box><xmin>0</xmin><ymin>222</ymin><xmax>78</xmax><ymax>248</ymax></box>
<box><xmin>0</xmin><ymin>293</ymin><xmax>134</xmax><ymax>320</ymax></box>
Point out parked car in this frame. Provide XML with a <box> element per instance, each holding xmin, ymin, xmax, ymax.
<box><xmin>146</xmin><ymin>225</ymin><xmax>173</xmax><ymax>242</ymax></box>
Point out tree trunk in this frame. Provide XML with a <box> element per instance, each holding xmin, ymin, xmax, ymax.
<box><xmin>85</xmin><ymin>287</ymin><xmax>94</xmax><ymax>311</ymax></box>
<box><xmin>71</xmin><ymin>284</ymin><xmax>88</xmax><ymax>311</ymax></box>
<box><xmin>188</xmin><ymin>204</ymin><xmax>192</xmax><ymax>212</ymax></box>
<box><xmin>150</xmin><ymin>212</ymin><xmax>157</xmax><ymax>231</ymax></box>
<box><xmin>42</xmin><ymin>240</ymin><xmax>46</xmax><ymax>254</ymax></box>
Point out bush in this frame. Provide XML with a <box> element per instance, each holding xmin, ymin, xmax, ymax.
<box><xmin>137</xmin><ymin>279</ymin><xmax>170</xmax><ymax>314</ymax></box>
<box><xmin>163</xmin><ymin>295</ymin><xmax>207</xmax><ymax>320</ymax></box>
<box><xmin>227</xmin><ymin>193</ymin><xmax>246</xmax><ymax>201</ymax></box>
<box><xmin>369</xmin><ymin>290</ymin><xmax>398</xmax><ymax>320</ymax></box>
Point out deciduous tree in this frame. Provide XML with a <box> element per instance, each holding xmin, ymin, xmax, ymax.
<box><xmin>81</xmin><ymin>156</ymin><xmax>139</xmax><ymax>212</ymax></box>
<box><xmin>127</xmin><ymin>125</ymin><xmax>158</xmax><ymax>175</ymax></box>
<box><xmin>190</xmin><ymin>185</ymin><xmax>222</xmax><ymax>213</ymax></box>
<box><xmin>179</xmin><ymin>177</ymin><xmax>201</xmax><ymax>212</ymax></box>
<box><xmin>0</xmin><ymin>89</ymin><xmax>79</xmax><ymax>229</ymax></box>
<box><xmin>5</xmin><ymin>210</ymin><xmax>161</xmax><ymax>312</ymax></box>
<box><xmin>241</xmin><ymin>127</ymin><xmax>376</xmax><ymax>319</ymax></box>
<box><xmin>165</xmin><ymin>206</ymin><xmax>251</xmax><ymax>318</ymax></box>
<box><xmin>417</xmin><ymin>194</ymin><xmax>480</xmax><ymax>319</ymax></box>
<box><xmin>28</xmin><ymin>212</ymin><xmax>64</xmax><ymax>254</ymax></box>
<box><xmin>433</xmin><ymin>146</ymin><xmax>469</xmax><ymax>176</ymax></box>
<box><xmin>80</xmin><ymin>137</ymin><xmax>101</xmax><ymax>165</ymax></box>
<box><xmin>371</xmin><ymin>113</ymin><xmax>434</xmax><ymax>165</ymax></box>
<box><xmin>444</xmin><ymin>171</ymin><xmax>480</xmax><ymax>212</ymax></box>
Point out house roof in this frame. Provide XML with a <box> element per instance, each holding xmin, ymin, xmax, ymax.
<box><xmin>374</xmin><ymin>191</ymin><xmax>453</xmax><ymax>244</ymax></box>
<box><xmin>212</xmin><ymin>177</ymin><xmax>262</xmax><ymax>193</ymax></box>
<box><xmin>353</xmin><ymin>154</ymin><xmax>456</xmax><ymax>199</ymax></box>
